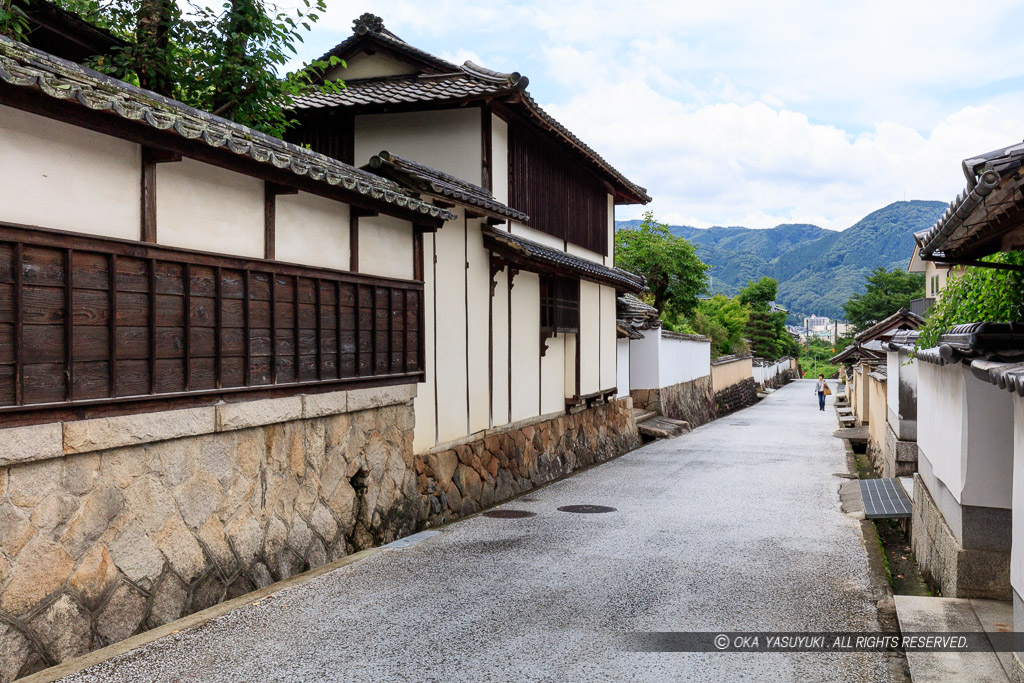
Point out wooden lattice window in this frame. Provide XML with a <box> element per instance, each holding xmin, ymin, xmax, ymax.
<box><xmin>540</xmin><ymin>275</ymin><xmax>579</xmax><ymax>334</ymax></box>
<box><xmin>0</xmin><ymin>223</ymin><xmax>422</xmax><ymax>415</ymax></box>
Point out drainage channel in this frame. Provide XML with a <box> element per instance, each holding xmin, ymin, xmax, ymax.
<box><xmin>852</xmin><ymin>450</ymin><xmax>932</xmax><ymax>597</ymax></box>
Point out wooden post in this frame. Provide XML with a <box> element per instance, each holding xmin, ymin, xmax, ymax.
<box><xmin>140</xmin><ymin>147</ymin><xmax>181</xmax><ymax>243</ymax></box>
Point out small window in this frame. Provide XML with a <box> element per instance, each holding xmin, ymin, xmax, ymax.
<box><xmin>540</xmin><ymin>275</ymin><xmax>580</xmax><ymax>333</ymax></box>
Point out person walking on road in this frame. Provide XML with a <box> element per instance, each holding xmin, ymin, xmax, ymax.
<box><xmin>814</xmin><ymin>374</ymin><xmax>828</xmax><ymax>411</ymax></box>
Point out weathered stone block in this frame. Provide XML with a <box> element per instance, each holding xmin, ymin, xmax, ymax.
<box><xmin>69</xmin><ymin>544</ymin><xmax>118</xmax><ymax>609</ymax></box>
<box><xmin>146</xmin><ymin>575</ymin><xmax>187</xmax><ymax>629</ymax></box>
<box><xmin>63</xmin><ymin>408</ymin><xmax>217</xmax><ymax>455</ymax></box>
<box><xmin>0</xmin><ymin>537</ymin><xmax>73</xmax><ymax>615</ymax></box>
<box><xmin>29</xmin><ymin>594</ymin><xmax>91</xmax><ymax>663</ymax></box>
<box><xmin>61</xmin><ymin>484</ymin><xmax>122</xmax><ymax>558</ymax></box>
<box><xmin>0</xmin><ymin>503</ymin><xmax>35</xmax><ymax>559</ymax></box>
<box><xmin>95</xmin><ymin>582</ymin><xmax>146</xmax><ymax>644</ymax></box>
<box><xmin>7</xmin><ymin>458</ymin><xmax>61</xmax><ymax>507</ymax></box>
<box><xmin>155</xmin><ymin>516</ymin><xmax>207</xmax><ymax>585</ymax></box>
<box><xmin>0</xmin><ymin>423</ymin><xmax>63</xmax><ymax>468</ymax></box>
<box><xmin>197</xmin><ymin>517</ymin><xmax>238</xmax><ymax>578</ymax></box>
<box><xmin>302</xmin><ymin>391</ymin><xmax>349</xmax><ymax>419</ymax></box>
<box><xmin>107</xmin><ymin>522</ymin><xmax>165</xmax><ymax>590</ymax></box>
<box><xmin>0</xmin><ymin>621</ymin><xmax>33</xmax><ymax>683</ymax></box>
<box><xmin>347</xmin><ymin>384</ymin><xmax>416</xmax><ymax>412</ymax></box>
<box><xmin>217</xmin><ymin>397</ymin><xmax>303</xmax><ymax>432</ymax></box>
<box><xmin>174</xmin><ymin>471</ymin><xmax>223</xmax><ymax>530</ymax></box>
<box><xmin>61</xmin><ymin>452</ymin><xmax>100</xmax><ymax>496</ymax></box>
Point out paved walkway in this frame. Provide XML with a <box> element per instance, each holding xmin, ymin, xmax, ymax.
<box><xmin>62</xmin><ymin>380</ymin><xmax>890</xmax><ymax>682</ymax></box>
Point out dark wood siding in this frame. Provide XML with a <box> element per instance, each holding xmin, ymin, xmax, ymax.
<box><xmin>287</xmin><ymin>112</ymin><xmax>355</xmax><ymax>165</ymax></box>
<box><xmin>0</xmin><ymin>223</ymin><xmax>421</xmax><ymax>414</ymax></box>
<box><xmin>508</xmin><ymin>121</ymin><xmax>609</xmax><ymax>255</ymax></box>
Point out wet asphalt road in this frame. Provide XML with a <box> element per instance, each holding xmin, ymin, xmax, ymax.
<box><xmin>63</xmin><ymin>380</ymin><xmax>889</xmax><ymax>682</ymax></box>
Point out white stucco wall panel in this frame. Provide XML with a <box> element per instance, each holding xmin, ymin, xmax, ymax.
<box><xmin>918</xmin><ymin>360</ymin><xmax>1014</xmax><ymax>508</ymax></box>
<box><xmin>413</xmin><ymin>232</ymin><xmax>438</xmax><ymax>453</ymax></box>
<box><xmin>578</xmin><ymin>281</ymin><xmax>601</xmax><ymax>396</ymax></box>
<box><xmin>491</xmin><ymin>269</ymin><xmax>510</xmax><ymax>427</ymax></box>
<box><xmin>0</xmin><ymin>105</ymin><xmax>140</xmax><ymax>240</ymax></box>
<box><xmin>628</xmin><ymin>329</ymin><xmax>661</xmax><ymax>390</ymax></box>
<box><xmin>157</xmin><ymin>159</ymin><xmax>263</xmax><ymax>257</ymax></box>
<box><xmin>508</xmin><ymin>222</ymin><xmax>563</xmax><ymax>250</ymax></box>
<box><xmin>607</xmin><ymin>194</ymin><xmax>615</xmax><ymax>265</ymax></box>
<box><xmin>433</xmin><ymin>215</ymin><xmax>468</xmax><ymax>442</ymax></box>
<box><xmin>564</xmin><ymin>333</ymin><xmax>577</xmax><ymax>400</ymax></box>
<box><xmin>540</xmin><ymin>335</ymin><xmax>565</xmax><ymax>415</ymax></box>
<box><xmin>659</xmin><ymin>338</ymin><xmax>711</xmax><ymax>387</ymax></box>
<box><xmin>1011</xmin><ymin>395</ymin><xmax>1024</xmax><ymax>596</ymax></box>
<box><xmin>327</xmin><ymin>51</ymin><xmax>418</xmax><ymax>81</ymax></box>
<box><xmin>354</xmin><ymin>108</ymin><xmax>482</xmax><ymax>185</ymax></box>
<box><xmin>566</xmin><ymin>243</ymin><xmax>605</xmax><ymax>264</ymax></box>
<box><xmin>616</xmin><ymin>338</ymin><xmax>630</xmax><ymax>398</ymax></box>
<box><xmin>358</xmin><ymin>214</ymin><xmax>414</xmax><ymax>280</ymax></box>
<box><xmin>466</xmin><ymin>221</ymin><xmax>490</xmax><ymax>434</ymax></box>
<box><xmin>510</xmin><ymin>271</ymin><xmax>541</xmax><ymax>421</ymax></box>
<box><xmin>274</xmin><ymin>192</ymin><xmax>349</xmax><ymax>270</ymax></box>
<box><xmin>491</xmin><ymin>114</ymin><xmax>509</xmax><ymax>205</ymax></box>
<box><xmin>600</xmin><ymin>286</ymin><xmax>618</xmax><ymax>390</ymax></box>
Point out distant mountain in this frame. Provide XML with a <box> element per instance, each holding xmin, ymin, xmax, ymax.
<box><xmin>616</xmin><ymin>200</ymin><xmax>946</xmax><ymax>321</ymax></box>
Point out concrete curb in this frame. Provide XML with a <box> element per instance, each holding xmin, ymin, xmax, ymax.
<box><xmin>22</xmin><ymin>547</ymin><xmax>383</xmax><ymax>683</ymax></box>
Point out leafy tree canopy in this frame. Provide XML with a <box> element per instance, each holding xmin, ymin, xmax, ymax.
<box><xmin>4</xmin><ymin>0</ymin><xmax>342</xmax><ymax>137</ymax></box>
<box><xmin>615</xmin><ymin>211</ymin><xmax>709</xmax><ymax>322</ymax></box>
<box><xmin>917</xmin><ymin>251</ymin><xmax>1024</xmax><ymax>349</ymax></box>
<box><xmin>738</xmin><ymin>276</ymin><xmax>778</xmax><ymax>312</ymax></box>
<box><xmin>843</xmin><ymin>267</ymin><xmax>924</xmax><ymax>333</ymax></box>
<box><xmin>692</xmin><ymin>294</ymin><xmax>749</xmax><ymax>357</ymax></box>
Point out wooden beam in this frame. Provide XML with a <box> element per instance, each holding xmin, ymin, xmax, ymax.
<box><xmin>140</xmin><ymin>147</ymin><xmax>181</xmax><ymax>243</ymax></box>
<box><xmin>481</xmin><ymin>104</ymin><xmax>493</xmax><ymax>192</ymax></box>
<box><xmin>263</xmin><ymin>182</ymin><xmax>296</xmax><ymax>261</ymax></box>
<box><xmin>350</xmin><ymin>211</ymin><xmax>360</xmax><ymax>273</ymax></box>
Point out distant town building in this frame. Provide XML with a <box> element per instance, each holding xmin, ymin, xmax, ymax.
<box><xmin>800</xmin><ymin>315</ymin><xmax>850</xmax><ymax>343</ymax></box>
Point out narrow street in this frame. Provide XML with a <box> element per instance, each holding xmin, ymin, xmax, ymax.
<box><xmin>62</xmin><ymin>380</ymin><xmax>890</xmax><ymax>682</ymax></box>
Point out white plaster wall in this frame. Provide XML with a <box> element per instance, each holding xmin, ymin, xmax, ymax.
<box><xmin>578</xmin><ymin>280</ymin><xmax>601</xmax><ymax>396</ymax></box>
<box><xmin>275</xmin><ymin>192</ymin><xmax>349</xmax><ymax>270</ymax></box>
<box><xmin>628</xmin><ymin>328</ymin><xmax>661</xmax><ymax>390</ymax></box>
<box><xmin>918</xmin><ymin>360</ymin><xmax>1014</xmax><ymax>508</ymax></box>
<box><xmin>491</xmin><ymin>114</ymin><xmax>509</xmax><ymax>205</ymax></box>
<box><xmin>1011</xmin><ymin>395</ymin><xmax>1024</xmax><ymax>597</ymax></box>
<box><xmin>962</xmin><ymin>369</ymin><xmax>1014</xmax><ymax>508</ymax></box>
<box><xmin>508</xmin><ymin>222</ymin><xmax>564</xmax><ymax>250</ymax></box>
<box><xmin>510</xmin><ymin>271</ymin><xmax>541</xmax><ymax>420</ymax></box>
<box><xmin>157</xmin><ymin>159</ymin><xmax>263</xmax><ymax>258</ymax></box>
<box><xmin>413</xmin><ymin>231</ymin><xmax>438</xmax><ymax>453</ymax></box>
<box><xmin>616</xmin><ymin>338</ymin><xmax>630</xmax><ymax>398</ymax></box>
<box><xmin>564</xmin><ymin>333</ymin><xmax>577</xmax><ymax>399</ymax></box>
<box><xmin>326</xmin><ymin>51</ymin><xmax>418</xmax><ymax>81</ymax></box>
<box><xmin>600</xmin><ymin>286</ymin><xmax>618</xmax><ymax>390</ymax></box>
<box><xmin>491</xmin><ymin>268</ymin><xmax>510</xmax><ymax>427</ymax></box>
<box><xmin>659</xmin><ymin>338</ymin><xmax>711</xmax><ymax>387</ymax></box>
<box><xmin>886</xmin><ymin>352</ymin><xmax>900</xmax><ymax>417</ymax></box>
<box><xmin>0</xmin><ymin>105</ymin><xmax>140</xmax><ymax>240</ymax></box>
<box><xmin>466</xmin><ymin>220</ymin><xmax>490</xmax><ymax>434</ymax></box>
<box><xmin>567</xmin><ymin>243</ymin><xmax>605</xmax><ymax>265</ymax></box>
<box><xmin>358</xmin><ymin>214</ymin><xmax>414</xmax><ymax>280</ymax></box>
<box><xmin>354</xmin><ymin>108</ymin><xmax>482</xmax><ymax>185</ymax></box>
<box><xmin>540</xmin><ymin>334</ymin><xmax>566</xmax><ymax>414</ymax></box>
<box><xmin>433</xmin><ymin>213</ymin><xmax>468</xmax><ymax>442</ymax></box>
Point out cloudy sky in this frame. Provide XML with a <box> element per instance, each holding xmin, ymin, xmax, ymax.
<box><xmin>288</xmin><ymin>0</ymin><xmax>1024</xmax><ymax>230</ymax></box>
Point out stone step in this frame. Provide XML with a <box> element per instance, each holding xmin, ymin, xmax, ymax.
<box><xmin>837</xmin><ymin>407</ymin><xmax>853</xmax><ymax>414</ymax></box>
<box><xmin>632</xmin><ymin>409</ymin><xmax>657</xmax><ymax>423</ymax></box>
<box><xmin>638</xmin><ymin>415</ymin><xmax>690</xmax><ymax>440</ymax></box>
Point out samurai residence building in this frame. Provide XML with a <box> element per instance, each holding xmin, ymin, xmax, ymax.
<box><xmin>0</xmin><ymin>10</ymin><xmax>649</xmax><ymax>677</ymax></box>
<box><xmin>287</xmin><ymin>14</ymin><xmax>650</xmax><ymax>526</ymax></box>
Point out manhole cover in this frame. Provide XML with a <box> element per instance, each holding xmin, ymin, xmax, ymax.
<box><xmin>483</xmin><ymin>509</ymin><xmax>536</xmax><ymax>519</ymax></box>
<box><xmin>557</xmin><ymin>505</ymin><xmax>616</xmax><ymax>514</ymax></box>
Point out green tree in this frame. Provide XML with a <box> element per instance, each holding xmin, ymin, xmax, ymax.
<box><xmin>843</xmin><ymin>267</ymin><xmax>924</xmax><ymax>333</ymax></box>
<box><xmin>917</xmin><ymin>251</ymin><xmax>1024</xmax><ymax>349</ymax></box>
<box><xmin>615</xmin><ymin>211</ymin><xmax>709</xmax><ymax>321</ymax></box>
<box><xmin>4</xmin><ymin>0</ymin><xmax>342</xmax><ymax>137</ymax></box>
<box><xmin>692</xmin><ymin>294</ymin><xmax>749</xmax><ymax>357</ymax></box>
<box><xmin>738</xmin><ymin>276</ymin><xmax>778</xmax><ymax>312</ymax></box>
